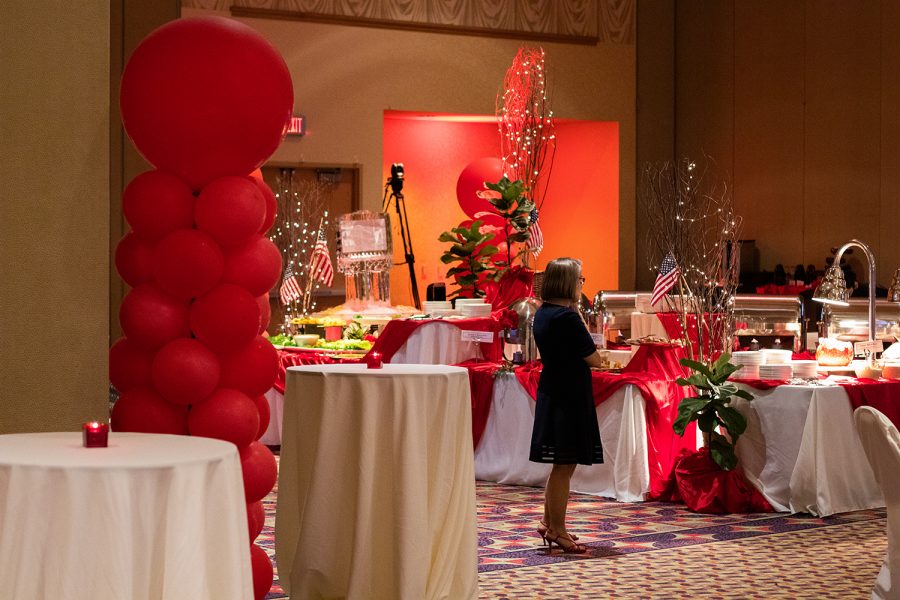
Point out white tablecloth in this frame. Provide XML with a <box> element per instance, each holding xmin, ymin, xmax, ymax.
<box><xmin>474</xmin><ymin>374</ymin><xmax>651</xmax><ymax>502</ymax></box>
<box><xmin>733</xmin><ymin>383</ymin><xmax>884</xmax><ymax>516</ymax></box>
<box><xmin>0</xmin><ymin>432</ymin><xmax>251</xmax><ymax>599</ymax></box>
<box><xmin>390</xmin><ymin>321</ymin><xmax>484</xmax><ymax>364</ymax></box>
<box><xmin>276</xmin><ymin>363</ymin><xmax>478</xmax><ymax>600</ymax></box>
<box><xmin>631</xmin><ymin>312</ymin><xmax>669</xmax><ymax>342</ymax></box>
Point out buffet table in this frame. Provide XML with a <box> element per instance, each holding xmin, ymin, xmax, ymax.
<box><xmin>275</xmin><ymin>364</ymin><xmax>478</xmax><ymax>600</ymax></box>
<box><xmin>0</xmin><ymin>432</ymin><xmax>251</xmax><ymax>599</ymax></box>
<box><xmin>733</xmin><ymin>378</ymin><xmax>900</xmax><ymax>516</ymax></box>
<box><xmin>369</xmin><ymin>317</ymin><xmax>504</xmax><ymax>364</ymax></box>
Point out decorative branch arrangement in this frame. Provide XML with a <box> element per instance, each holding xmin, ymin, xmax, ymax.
<box><xmin>641</xmin><ymin>156</ymin><xmax>742</xmax><ymax>363</ymax></box>
<box><xmin>268</xmin><ymin>168</ymin><xmax>335</xmax><ymax>323</ymax></box>
<box><xmin>496</xmin><ymin>46</ymin><xmax>557</xmax><ymax>211</ymax></box>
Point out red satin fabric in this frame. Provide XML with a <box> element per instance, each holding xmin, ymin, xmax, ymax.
<box><xmin>835</xmin><ymin>377</ymin><xmax>900</xmax><ymax>431</ymax></box>
<box><xmin>656</xmin><ymin>448</ymin><xmax>774</xmax><ymax>513</ymax></box>
<box><xmin>365</xmin><ymin>316</ymin><xmax>504</xmax><ymax>363</ymax></box>
<box><xmin>483</xmin><ymin>266</ymin><xmax>535</xmax><ymax>312</ymax></box>
<box><xmin>655</xmin><ymin>312</ymin><xmax>725</xmax><ymax>358</ymax></box>
<box><xmin>458</xmin><ymin>359</ymin><xmax>500</xmax><ymax>448</ymax></box>
<box><xmin>272</xmin><ymin>348</ymin><xmax>340</xmax><ymax>393</ymax></box>
<box><xmin>755</xmin><ymin>283</ymin><xmax>816</xmax><ymax>295</ymax></box>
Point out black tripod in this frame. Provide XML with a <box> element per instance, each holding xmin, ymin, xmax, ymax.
<box><xmin>383</xmin><ymin>163</ymin><xmax>421</xmax><ymax>309</ymax></box>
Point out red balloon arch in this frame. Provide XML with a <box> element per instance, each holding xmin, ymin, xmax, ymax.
<box><xmin>113</xmin><ymin>16</ymin><xmax>291</xmax><ymax>598</ymax></box>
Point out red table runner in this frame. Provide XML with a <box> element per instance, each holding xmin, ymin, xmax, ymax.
<box><xmin>366</xmin><ymin>316</ymin><xmax>505</xmax><ymax>363</ymax></box>
<box><xmin>272</xmin><ymin>348</ymin><xmax>350</xmax><ymax>393</ymax></box>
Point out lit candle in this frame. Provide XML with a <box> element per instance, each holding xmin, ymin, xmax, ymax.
<box><xmin>82</xmin><ymin>421</ymin><xmax>109</xmax><ymax>448</ymax></box>
<box><xmin>366</xmin><ymin>352</ymin><xmax>383</xmax><ymax>369</ymax></box>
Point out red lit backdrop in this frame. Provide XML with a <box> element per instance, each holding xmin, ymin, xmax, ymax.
<box><xmin>382</xmin><ymin>110</ymin><xmax>618</xmax><ymax>306</ymax></box>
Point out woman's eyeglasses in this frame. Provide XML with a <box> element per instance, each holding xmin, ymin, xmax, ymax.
<box><xmin>578</xmin><ymin>276</ymin><xmax>586</xmax><ymax>284</ymax></box>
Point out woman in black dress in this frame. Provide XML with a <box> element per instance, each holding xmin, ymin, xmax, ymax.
<box><xmin>530</xmin><ymin>257</ymin><xmax>605</xmax><ymax>554</ymax></box>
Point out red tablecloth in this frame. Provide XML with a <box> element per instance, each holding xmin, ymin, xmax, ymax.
<box><xmin>366</xmin><ymin>317</ymin><xmax>504</xmax><ymax>363</ymax></box>
<box><xmin>656</xmin><ymin>312</ymin><xmax>724</xmax><ymax>358</ymax></box>
<box><xmin>272</xmin><ymin>348</ymin><xmax>355</xmax><ymax>393</ymax></box>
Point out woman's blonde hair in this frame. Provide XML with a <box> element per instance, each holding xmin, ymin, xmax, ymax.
<box><xmin>540</xmin><ymin>257</ymin><xmax>582</xmax><ymax>302</ymax></box>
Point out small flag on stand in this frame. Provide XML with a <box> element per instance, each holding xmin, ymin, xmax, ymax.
<box><xmin>527</xmin><ymin>208</ymin><xmax>543</xmax><ymax>256</ymax></box>
<box><xmin>279</xmin><ymin>265</ymin><xmax>303</xmax><ymax>305</ymax></box>
<box><xmin>651</xmin><ymin>252</ymin><xmax>681</xmax><ymax>306</ymax></box>
<box><xmin>309</xmin><ymin>230</ymin><xmax>334</xmax><ymax>287</ymax></box>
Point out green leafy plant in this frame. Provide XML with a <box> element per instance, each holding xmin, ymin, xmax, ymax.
<box><xmin>480</xmin><ymin>177</ymin><xmax>535</xmax><ymax>268</ymax></box>
<box><xmin>673</xmin><ymin>353</ymin><xmax>755</xmax><ymax>471</ymax></box>
<box><xmin>438</xmin><ymin>220</ymin><xmax>499</xmax><ymax>298</ymax></box>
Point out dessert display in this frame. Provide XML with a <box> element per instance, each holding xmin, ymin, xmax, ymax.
<box><xmin>815</xmin><ymin>338</ymin><xmax>854</xmax><ymax>366</ymax></box>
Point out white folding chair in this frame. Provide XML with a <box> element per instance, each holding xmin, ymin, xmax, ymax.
<box><xmin>854</xmin><ymin>406</ymin><xmax>900</xmax><ymax>600</ymax></box>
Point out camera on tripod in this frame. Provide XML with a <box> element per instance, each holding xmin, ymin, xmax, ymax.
<box><xmin>389</xmin><ymin>163</ymin><xmax>404</xmax><ymax>194</ymax></box>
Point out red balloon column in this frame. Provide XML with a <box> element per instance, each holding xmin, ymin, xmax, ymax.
<box><xmin>111</xmin><ymin>16</ymin><xmax>291</xmax><ymax>599</ymax></box>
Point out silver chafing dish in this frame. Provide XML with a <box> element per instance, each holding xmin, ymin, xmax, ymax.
<box><xmin>731</xmin><ymin>295</ymin><xmax>805</xmax><ymax>352</ymax></box>
<box><xmin>819</xmin><ymin>299</ymin><xmax>900</xmax><ymax>344</ymax></box>
<box><xmin>591</xmin><ymin>291</ymin><xmax>807</xmax><ymax>351</ymax></box>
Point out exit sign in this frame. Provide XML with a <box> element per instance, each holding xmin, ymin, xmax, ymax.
<box><xmin>285</xmin><ymin>115</ymin><xmax>305</xmax><ymax>136</ymax></box>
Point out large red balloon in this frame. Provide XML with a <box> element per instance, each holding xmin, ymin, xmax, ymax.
<box><xmin>252</xmin><ymin>395</ymin><xmax>270</xmax><ymax>441</ymax></box>
<box><xmin>255</xmin><ymin>295</ymin><xmax>271</xmax><ymax>334</ymax></box>
<box><xmin>153</xmin><ymin>229</ymin><xmax>224</xmax><ymax>300</ymax></box>
<box><xmin>120</xmin><ymin>284</ymin><xmax>191</xmax><ymax>349</ymax></box>
<box><xmin>240</xmin><ymin>441</ymin><xmax>277</xmax><ymax>503</ymax></box>
<box><xmin>456</xmin><ymin>157</ymin><xmax>503</xmax><ymax>218</ymax></box>
<box><xmin>195</xmin><ymin>176</ymin><xmax>266</xmax><ymax>247</ymax></box>
<box><xmin>151</xmin><ymin>338</ymin><xmax>220</xmax><ymax>405</ymax></box>
<box><xmin>250</xmin><ymin>543</ymin><xmax>274</xmax><ymax>600</ymax></box>
<box><xmin>119</xmin><ymin>17</ymin><xmax>294</xmax><ymax>189</ymax></box>
<box><xmin>252</xmin><ymin>178</ymin><xmax>277</xmax><ymax>234</ymax></box>
<box><xmin>122</xmin><ymin>170</ymin><xmax>195</xmax><ymax>241</ymax></box>
<box><xmin>110</xmin><ymin>387</ymin><xmax>188</xmax><ymax>434</ymax></box>
<box><xmin>115</xmin><ymin>232</ymin><xmax>155</xmax><ymax>288</ymax></box>
<box><xmin>188</xmin><ymin>388</ymin><xmax>259</xmax><ymax>447</ymax></box>
<box><xmin>247</xmin><ymin>500</ymin><xmax>265</xmax><ymax>542</ymax></box>
<box><xmin>221</xmin><ymin>235</ymin><xmax>282</xmax><ymax>297</ymax></box>
<box><xmin>190</xmin><ymin>284</ymin><xmax>260</xmax><ymax>352</ymax></box>
<box><xmin>109</xmin><ymin>337</ymin><xmax>154</xmax><ymax>392</ymax></box>
<box><xmin>218</xmin><ymin>336</ymin><xmax>279</xmax><ymax>398</ymax></box>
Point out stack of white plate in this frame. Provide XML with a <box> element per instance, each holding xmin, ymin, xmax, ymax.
<box><xmin>790</xmin><ymin>360</ymin><xmax>817</xmax><ymax>379</ymax></box>
<box><xmin>730</xmin><ymin>351</ymin><xmax>763</xmax><ymax>379</ymax></box>
<box><xmin>459</xmin><ymin>302</ymin><xmax>493</xmax><ymax>317</ymax></box>
<box><xmin>731</xmin><ymin>364</ymin><xmax>760</xmax><ymax>379</ymax></box>
<box><xmin>759</xmin><ymin>364</ymin><xmax>792</xmax><ymax>380</ymax></box>
<box><xmin>423</xmin><ymin>300</ymin><xmax>451</xmax><ymax>315</ymax></box>
<box><xmin>761</xmin><ymin>349</ymin><xmax>792</xmax><ymax>364</ymax></box>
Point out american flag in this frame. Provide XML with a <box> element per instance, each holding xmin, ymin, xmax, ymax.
<box><xmin>651</xmin><ymin>252</ymin><xmax>681</xmax><ymax>306</ymax></box>
<box><xmin>279</xmin><ymin>264</ymin><xmax>303</xmax><ymax>305</ymax></box>
<box><xmin>527</xmin><ymin>208</ymin><xmax>543</xmax><ymax>256</ymax></box>
<box><xmin>309</xmin><ymin>230</ymin><xmax>334</xmax><ymax>287</ymax></box>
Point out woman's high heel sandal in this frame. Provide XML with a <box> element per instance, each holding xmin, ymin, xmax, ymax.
<box><xmin>544</xmin><ymin>530</ymin><xmax>588</xmax><ymax>554</ymax></box>
<box><xmin>537</xmin><ymin>520</ymin><xmax>577</xmax><ymax>541</ymax></box>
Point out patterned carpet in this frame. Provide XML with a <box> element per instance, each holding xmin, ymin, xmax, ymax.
<box><xmin>258</xmin><ymin>478</ymin><xmax>887</xmax><ymax>599</ymax></box>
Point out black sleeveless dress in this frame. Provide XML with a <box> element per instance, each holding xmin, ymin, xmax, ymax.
<box><xmin>528</xmin><ymin>303</ymin><xmax>604</xmax><ymax>465</ymax></box>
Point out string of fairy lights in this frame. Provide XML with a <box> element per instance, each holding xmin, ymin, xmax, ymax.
<box><xmin>268</xmin><ymin>168</ymin><xmax>333</xmax><ymax>324</ymax></box>
<box><xmin>496</xmin><ymin>46</ymin><xmax>557</xmax><ymax>208</ymax></box>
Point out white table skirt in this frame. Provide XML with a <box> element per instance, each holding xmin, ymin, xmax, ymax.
<box><xmin>474</xmin><ymin>374</ymin><xmax>651</xmax><ymax>503</ymax></box>
<box><xmin>734</xmin><ymin>383</ymin><xmax>884</xmax><ymax>516</ymax></box>
<box><xmin>390</xmin><ymin>321</ymin><xmax>484</xmax><ymax>364</ymax></box>
<box><xmin>276</xmin><ymin>364</ymin><xmax>478</xmax><ymax>600</ymax></box>
<box><xmin>260</xmin><ymin>387</ymin><xmax>283</xmax><ymax>446</ymax></box>
<box><xmin>0</xmin><ymin>432</ymin><xmax>251</xmax><ymax>600</ymax></box>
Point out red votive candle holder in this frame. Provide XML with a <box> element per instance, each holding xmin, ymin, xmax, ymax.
<box><xmin>82</xmin><ymin>421</ymin><xmax>109</xmax><ymax>448</ymax></box>
<box><xmin>366</xmin><ymin>351</ymin><xmax>383</xmax><ymax>369</ymax></box>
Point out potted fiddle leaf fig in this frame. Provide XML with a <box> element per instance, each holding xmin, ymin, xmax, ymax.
<box><xmin>673</xmin><ymin>353</ymin><xmax>755</xmax><ymax>471</ymax></box>
<box><xmin>438</xmin><ymin>219</ymin><xmax>499</xmax><ymax>298</ymax></box>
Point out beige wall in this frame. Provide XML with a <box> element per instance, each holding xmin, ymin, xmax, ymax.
<box><xmin>1</xmin><ymin>3</ymin><xmax>111</xmax><ymax>432</ymax></box>
<box><xmin>183</xmin><ymin>7</ymin><xmax>638</xmax><ymax>289</ymax></box>
<box><xmin>638</xmin><ymin>0</ymin><xmax>900</xmax><ymax>289</ymax></box>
